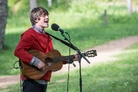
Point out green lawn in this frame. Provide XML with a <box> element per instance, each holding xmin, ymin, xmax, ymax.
<box><xmin>1</xmin><ymin>43</ymin><xmax>138</xmax><ymax>92</ymax></box>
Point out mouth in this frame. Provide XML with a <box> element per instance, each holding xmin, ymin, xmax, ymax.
<box><xmin>44</xmin><ymin>20</ymin><xmax>49</xmax><ymax>23</ymax></box>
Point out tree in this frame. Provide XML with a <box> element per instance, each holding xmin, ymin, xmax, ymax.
<box><xmin>47</xmin><ymin>0</ymin><xmax>60</xmax><ymax>7</ymax></box>
<box><xmin>0</xmin><ymin>0</ymin><xmax>8</xmax><ymax>50</ymax></box>
<box><xmin>30</xmin><ymin>0</ymin><xmax>37</xmax><ymax>11</ymax></box>
<box><xmin>127</xmin><ymin>0</ymin><xmax>133</xmax><ymax>13</ymax></box>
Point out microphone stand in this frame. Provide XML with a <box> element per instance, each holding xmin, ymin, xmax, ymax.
<box><xmin>61</xmin><ymin>32</ymin><xmax>90</xmax><ymax>92</ymax></box>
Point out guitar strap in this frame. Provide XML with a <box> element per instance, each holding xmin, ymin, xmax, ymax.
<box><xmin>45</xmin><ymin>32</ymin><xmax>76</xmax><ymax>51</ymax></box>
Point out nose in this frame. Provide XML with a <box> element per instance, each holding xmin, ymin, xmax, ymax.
<box><xmin>45</xmin><ymin>15</ymin><xmax>49</xmax><ymax>19</ymax></box>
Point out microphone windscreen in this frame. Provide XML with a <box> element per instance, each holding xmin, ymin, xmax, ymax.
<box><xmin>51</xmin><ymin>23</ymin><xmax>59</xmax><ymax>31</ymax></box>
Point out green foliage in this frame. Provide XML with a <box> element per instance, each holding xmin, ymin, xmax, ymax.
<box><xmin>8</xmin><ymin>0</ymin><xmax>19</xmax><ymax>13</ymax></box>
<box><xmin>38</xmin><ymin>0</ymin><xmax>70</xmax><ymax>11</ymax></box>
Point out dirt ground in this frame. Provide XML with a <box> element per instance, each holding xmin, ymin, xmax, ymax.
<box><xmin>0</xmin><ymin>35</ymin><xmax>138</xmax><ymax>88</ymax></box>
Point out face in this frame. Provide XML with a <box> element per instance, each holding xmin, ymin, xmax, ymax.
<box><xmin>35</xmin><ymin>15</ymin><xmax>49</xmax><ymax>29</ymax></box>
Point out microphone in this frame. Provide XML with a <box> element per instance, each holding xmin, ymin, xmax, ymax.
<box><xmin>51</xmin><ymin>23</ymin><xmax>65</xmax><ymax>34</ymax></box>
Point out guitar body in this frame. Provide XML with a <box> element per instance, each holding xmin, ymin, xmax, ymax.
<box><xmin>21</xmin><ymin>50</ymin><xmax>63</xmax><ymax>79</ymax></box>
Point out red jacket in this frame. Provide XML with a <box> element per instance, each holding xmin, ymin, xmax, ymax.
<box><xmin>14</xmin><ymin>28</ymin><xmax>54</xmax><ymax>81</ymax></box>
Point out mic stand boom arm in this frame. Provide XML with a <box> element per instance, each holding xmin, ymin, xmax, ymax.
<box><xmin>45</xmin><ymin>32</ymin><xmax>77</xmax><ymax>51</ymax></box>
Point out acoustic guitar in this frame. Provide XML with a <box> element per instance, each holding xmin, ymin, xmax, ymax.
<box><xmin>20</xmin><ymin>49</ymin><xmax>97</xmax><ymax>79</ymax></box>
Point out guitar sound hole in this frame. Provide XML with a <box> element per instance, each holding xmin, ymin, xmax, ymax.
<box><xmin>45</xmin><ymin>58</ymin><xmax>53</xmax><ymax>66</ymax></box>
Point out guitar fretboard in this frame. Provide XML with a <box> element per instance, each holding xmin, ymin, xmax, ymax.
<box><xmin>52</xmin><ymin>55</ymin><xmax>75</xmax><ymax>62</ymax></box>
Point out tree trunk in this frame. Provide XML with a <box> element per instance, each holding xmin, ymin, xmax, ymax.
<box><xmin>48</xmin><ymin>0</ymin><xmax>52</xmax><ymax>7</ymax></box>
<box><xmin>0</xmin><ymin>0</ymin><xmax>8</xmax><ymax>50</ymax></box>
<box><xmin>127</xmin><ymin>0</ymin><xmax>133</xmax><ymax>13</ymax></box>
<box><xmin>57</xmin><ymin>0</ymin><xmax>60</xmax><ymax>4</ymax></box>
<box><xmin>30</xmin><ymin>0</ymin><xmax>37</xmax><ymax>11</ymax></box>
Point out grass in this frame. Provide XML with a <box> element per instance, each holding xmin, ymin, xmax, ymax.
<box><xmin>1</xmin><ymin>43</ymin><xmax>138</xmax><ymax>92</ymax></box>
<box><xmin>43</xmin><ymin>43</ymin><xmax>138</xmax><ymax>92</ymax></box>
<box><xmin>1</xmin><ymin>44</ymin><xmax>137</xmax><ymax>92</ymax></box>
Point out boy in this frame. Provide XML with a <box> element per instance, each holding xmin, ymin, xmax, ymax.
<box><xmin>14</xmin><ymin>6</ymin><xmax>78</xmax><ymax>92</ymax></box>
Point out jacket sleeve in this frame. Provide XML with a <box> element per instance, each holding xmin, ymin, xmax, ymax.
<box><xmin>14</xmin><ymin>33</ymin><xmax>33</xmax><ymax>64</ymax></box>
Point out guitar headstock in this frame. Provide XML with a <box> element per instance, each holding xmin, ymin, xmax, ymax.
<box><xmin>85</xmin><ymin>50</ymin><xmax>97</xmax><ymax>57</ymax></box>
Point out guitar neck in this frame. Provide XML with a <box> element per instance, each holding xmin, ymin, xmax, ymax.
<box><xmin>52</xmin><ymin>52</ymin><xmax>87</xmax><ymax>62</ymax></box>
<box><xmin>52</xmin><ymin>55</ymin><xmax>75</xmax><ymax>62</ymax></box>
